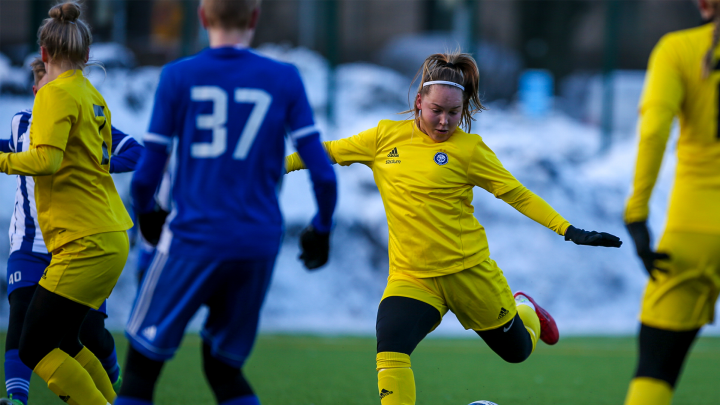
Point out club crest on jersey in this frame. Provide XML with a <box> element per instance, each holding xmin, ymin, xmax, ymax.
<box><xmin>434</xmin><ymin>151</ymin><xmax>449</xmax><ymax>166</ymax></box>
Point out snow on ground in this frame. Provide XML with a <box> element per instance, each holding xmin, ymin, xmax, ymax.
<box><xmin>0</xmin><ymin>45</ymin><xmax>716</xmax><ymax>337</ymax></box>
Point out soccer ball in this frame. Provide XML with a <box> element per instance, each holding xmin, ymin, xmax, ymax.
<box><xmin>468</xmin><ymin>401</ymin><xmax>499</xmax><ymax>405</ymax></box>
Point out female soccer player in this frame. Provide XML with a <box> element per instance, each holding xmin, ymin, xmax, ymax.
<box><xmin>623</xmin><ymin>1</ymin><xmax>720</xmax><ymax>404</ymax></box>
<box><xmin>286</xmin><ymin>52</ymin><xmax>622</xmax><ymax>405</ymax></box>
<box><xmin>0</xmin><ymin>58</ymin><xmax>142</xmax><ymax>405</ymax></box>
<box><xmin>0</xmin><ymin>3</ymin><xmax>133</xmax><ymax>405</ymax></box>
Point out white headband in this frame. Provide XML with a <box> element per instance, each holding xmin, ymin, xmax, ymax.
<box><xmin>422</xmin><ymin>80</ymin><xmax>465</xmax><ymax>91</ymax></box>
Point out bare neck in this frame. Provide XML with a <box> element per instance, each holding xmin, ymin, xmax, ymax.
<box><xmin>208</xmin><ymin>28</ymin><xmax>255</xmax><ymax>49</ymax></box>
<box><xmin>45</xmin><ymin>61</ymin><xmax>76</xmax><ymax>82</ymax></box>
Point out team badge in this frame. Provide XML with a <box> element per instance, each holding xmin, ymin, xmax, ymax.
<box><xmin>433</xmin><ymin>151</ymin><xmax>448</xmax><ymax>166</ymax></box>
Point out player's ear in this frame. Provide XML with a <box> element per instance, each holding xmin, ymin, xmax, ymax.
<box><xmin>84</xmin><ymin>49</ymin><xmax>89</xmax><ymax>64</ymax></box>
<box><xmin>198</xmin><ymin>5</ymin><xmax>208</xmax><ymax>29</ymax></box>
<box><xmin>40</xmin><ymin>46</ymin><xmax>49</xmax><ymax>64</ymax></box>
<box><xmin>415</xmin><ymin>93</ymin><xmax>422</xmax><ymax>111</ymax></box>
<box><xmin>248</xmin><ymin>7</ymin><xmax>260</xmax><ymax>30</ymax></box>
<box><xmin>32</xmin><ymin>85</ymin><xmax>38</xmax><ymax>96</ymax></box>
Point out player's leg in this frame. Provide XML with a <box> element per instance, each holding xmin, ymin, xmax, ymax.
<box><xmin>18</xmin><ymin>286</ymin><xmax>108</xmax><ymax>405</ymax></box>
<box><xmin>376</xmin><ymin>295</ymin><xmax>442</xmax><ymax>405</ymax></box>
<box><xmin>624</xmin><ymin>231</ymin><xmax>720</xmax><ymax>405</ymax></box>
<box><xmin>200</xmin><ymin>257</ymin><xmax>276</xmax><ymax>405</ymax></box>
<box><xmin>79</xmin><ymin>307</ymin><xmax>122</xmax><ymax>392</ymax></box>
<box><xmin>625</xmin><ymin>325</ymin><xmax>699</xmax><ymax>405</ymax></box>
<box><xmin>118</xmin><ymin>252</ymin><xmax>219</xmax><ymax>405</ymax></box>
<box><xmin>3</xmin><ymin>251</ymin><xmax>55</xmax><ymax>405</ymax></box>
<box><xmin>440</xmin><ymin>259</ymin><xmax>546</xmax><ymax>363</ymax></box>
<box><xmin>3</xmin><ymin>286</ymin><xmax>37</xmax><ymax>405</ymax></box>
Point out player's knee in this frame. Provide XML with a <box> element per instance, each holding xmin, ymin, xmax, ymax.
<box><xmin>497</xmin><ymin>345</ymin><xmax>532</xmax><ymax>364</ymax></box>
<box><xmin>17</xmin><ymin>340</ymin><xmax>43</xmax><ymax>370</ymax></box>
<box><xmin>79</xmin><ymin>314</ymin><xmax>114</xmax><ymax>358</ymax></box>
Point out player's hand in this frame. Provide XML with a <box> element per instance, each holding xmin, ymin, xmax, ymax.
<box><xmin>564</xmin><ymin>225</ymin><xmax>622</xmax><ymax>248</ymax></box>
<box><xmin>299</xmin><ymin>225</ymin><xmax>330</xmax><ymax>270</ymax></box>
<box><xmin>625</xmin><ymin>221</ymin><xmax>669</xmax><ymax>280</ymax></box>
<box><xmin>138</xmin><ymin>206</ymin><xmax>169</xmax><ymax>246</ymax></box>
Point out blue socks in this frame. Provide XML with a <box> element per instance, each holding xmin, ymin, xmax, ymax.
<box><xmin>220</xmin><ymin>395</ymin><xmax>261</xmax><ymax>405</ymax></box>
<box><xmin>98</xmin><ymin>346</ymin><xmax>121</xmax><ymax>383</ymax></box>
<box><xmin>4</xmin><ymin>349</ymin><xmax>31</xmax><ymax>405</ymax></box>
<box><xmin>114</xmin><ymin>397</ymin><xmax>152</xmax><ymax>405</ymax></box>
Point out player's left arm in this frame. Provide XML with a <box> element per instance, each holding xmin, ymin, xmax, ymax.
<box><xmin>469</xmin><ymin>139</ymin><xmax>621</xmax><ymax>247</ymax></box>
<box><xmin>109</xmin><ymin>126</ymin><xmax>143</xmax><ymax>173</ymax></box>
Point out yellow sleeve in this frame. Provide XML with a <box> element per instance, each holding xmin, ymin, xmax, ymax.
<box><xmin>285</xmin><ymin>127</ymin><xmax>377</xmax><ymax>173</ymax></box>
<box><xmin>30</xmin><ymin>84</ymin><xmax>77</xmax><ymax>151</ymax></box>
<box><xmin>499</xmin><ymin>186</ymin><xmax>570</xmax><ymax>236</ymax></box>
<box><xmin>625</xmin><ymin>35</ymin><xmax>684</xmax><ymax>223</ymax></box>
<box><xmin>467</xmin><ymin>138</ymin><xmax>522</xmax><ymax>197</ymax></box>
<box><xmin>0</xmin><ymin>145</ymin><xmax>64</xmax><ymax>176</ymax></box>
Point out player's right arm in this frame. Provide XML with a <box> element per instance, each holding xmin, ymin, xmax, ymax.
<box><xmin>624</xmin><ymin>34</ymin><xmax>683</xmax><ymax>276</ymax></box>
<box><xmin>285</xmin><ymin>126</ymin><xmax>378</xmax><ymax>173</ymax></box>
<box><xmin>625</xmin><ymin>35</ymin><xmax>683</xmax><ymax>224</ymax></box>
<box><xmin>131</xmin><ymin>67</ymin><xmax>176</xmax><ymax>244</ymax></box>
<box><xmin>0</xmin><ymin>88</ymin><xmax>72</xmax><ymax>176</ymax></box>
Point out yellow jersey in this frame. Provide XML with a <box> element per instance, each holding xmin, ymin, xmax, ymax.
<box><xmin>625</xmin><ymin>23</ymin><xmax>720</xmax><ymax>234</ymax></box>
<box><xmin>29</xmin><ymin>70</ymin><xmax>133</xmax><ymax>251</ymax></box>
<box><xmin>287</xmin><ymin>119</ymin><xmax>569</xmax><ymax>277</ymax></box>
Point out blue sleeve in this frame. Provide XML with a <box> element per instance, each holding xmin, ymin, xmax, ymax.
<box><xmin>0</xmin><ymin>139</ymin><xmax>11</xmax><ymax>153</ymax></box>
<box><xmin>285</xmin><ymin>66</ymin><xmax>320</xmax><ymax>146</ymax></box>
<box><xmin>109</xmin><ymin>126</ymin><xmax>144</xmax><ymax>173</ymax></box>
<box><xmin>295</xmin><ymin>134</ymin><xmax>337</xmax><ymax>233</ymax></box>
<box><xmin>147</xmin><ymin>65</ymin><xmax>179</xmax><ymax>144</ymax></box>
<box><xmin>131</xmin><ymin>145</ymin><xmax>169</xmax><ymax>214</ymax></box>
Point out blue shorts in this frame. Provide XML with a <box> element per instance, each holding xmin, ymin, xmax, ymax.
<box><xmin>6</xmin><ymin>250</ymin><xmax>107</xmax><ymax>315</ymax></box>
<box><xmin>125</xmin><ymin>252</ymin><xmax>275</xmax><ymax>368</ymax></box>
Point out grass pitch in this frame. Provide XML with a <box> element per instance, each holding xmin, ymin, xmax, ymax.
<box><xmin>2</xmin><ymin>333</ymin><xmax>718</xmax><ymax>405</ymax></box>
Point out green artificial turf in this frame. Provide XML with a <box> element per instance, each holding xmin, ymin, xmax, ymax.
<box><xmin>1</xmin><ymin>333</ymin><xmax>718</xmax><ymax>404</ymax></box>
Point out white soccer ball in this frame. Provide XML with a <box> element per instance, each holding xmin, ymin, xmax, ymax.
<box><xmin>468</xmin><ymin>401</ymin><xmax>499</xmax><ymax>405</ymax></box>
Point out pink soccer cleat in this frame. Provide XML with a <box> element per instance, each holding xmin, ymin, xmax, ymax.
<box><xmin>514</xmin><ymin>291</ymin><xmax>559</xmax><ymax>345</ymax></box>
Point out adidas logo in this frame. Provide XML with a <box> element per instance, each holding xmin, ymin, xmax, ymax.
<box><xmin>497</xmin><ymin>307</ymin><xmax>509</xmax><ymax>320</ymax></box>
<box><xmin>387</xmin><ymin>147</ymin><xmax>399</xmax><ymax>158</ymax></box>
<box><xmin>379</xmin><ymin>389</ymin><xmax>394</xmax><ymax>399</ymax></box>
<box><xmin>142</xmin><ymin>325</ymin><xmax>157</xmax><ymax>340</ymax></box>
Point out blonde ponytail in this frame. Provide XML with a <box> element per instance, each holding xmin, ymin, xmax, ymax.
<box><xmin>404</xmin><ymin>51</ymin><xmax>486</xmax><ymax>132</ymax></box>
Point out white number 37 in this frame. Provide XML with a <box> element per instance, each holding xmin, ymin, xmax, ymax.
<box><xmin>190</xmin><ymin>86</ymin><xmax>272</xmax><ymax>160</ymax></box>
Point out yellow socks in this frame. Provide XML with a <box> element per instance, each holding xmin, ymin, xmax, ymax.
<box><xmin>74</xmin><ymin>347</ymin><xmax>116</xmax><ymax>403</ymax></box>
<box><xmin>33</xmin><ymin>348</ymin><xmax>109</xmax><ymax>405</ymax></box>
<box><xmin>517</xmin><ymin>304</ymin><xmax>540</xmax><ymax>352</ymax></box>
<box><xmin>377</xmin><ymin>352</ymin><xmax>415</xmax><ymax>405</ymax></box>
<box><xmin>624</xmin><ymin>377</ymin><xmax>673</xmax><ymax>405</ymax></box>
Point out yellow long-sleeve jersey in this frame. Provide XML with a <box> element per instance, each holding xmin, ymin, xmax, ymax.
<box><xmin>287</xmin><ymin>119</ymin><xmax>570</xmax><ymax>277</ymax></box>
<box><xmin>625</xmin><ymin>23</ymin><xmax>720</xmax><ymax>234</ymax></box>
<box><xmin>10</xmin><ymin>70</ymin><xmax>132</xmax><ymax>251</ymax></box>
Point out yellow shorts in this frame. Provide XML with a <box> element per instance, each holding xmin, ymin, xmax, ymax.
<box><xmin>39</xmin><ymin>231</ymin><xmax>129</xmax><ymax>309</ymax></box>
<box><xmin>381</xmin><ymin>257</ymin><xmax>516</xmax><ymax>331</ymax></box>
<box><xmin>640</xmin><ymin>231</ymin><xmax>720</xmax><ymax>331</ymax></box>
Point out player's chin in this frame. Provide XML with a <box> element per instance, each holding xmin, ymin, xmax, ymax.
<box><xmin>432</xmin><ymin>129</ymin><xmax>452</xmax><ymax>142</ymax></box>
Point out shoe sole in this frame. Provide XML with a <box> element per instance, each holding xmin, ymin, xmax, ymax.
<box><xmin>514</xmin><ymin>291</ymin><xmax>559</xmax><ymax>345</ymax></box>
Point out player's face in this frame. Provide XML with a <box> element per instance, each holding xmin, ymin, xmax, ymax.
<box><xmin>416</xmin><ymin>86</ymin><xmax>463</xmax><ymax>143</ymax></box>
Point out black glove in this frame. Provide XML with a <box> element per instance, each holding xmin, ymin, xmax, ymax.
<box><xmin>625</xmin><ymin>221</ymin><xmax>669</xmax><ymax>280</ymax></box>
<box><xmin>138</xmin><ymin>207</ymin><xmax>169</xmax><ymax>246</ymax></box>
<box><xmin>299</xmin><ymin>225</ymin><xmax>330</xmax><ymax>270</ymax></box>
<box><xmin>564</xmin><ymin>225</ymin><xmax>622</xmax><ymax>247</ymax></box>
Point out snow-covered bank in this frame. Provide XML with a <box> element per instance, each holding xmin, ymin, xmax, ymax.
<box><xmin>0</xmin><ymin>45</ymin><xmax>716</xmax><ymax>337</ymax></box>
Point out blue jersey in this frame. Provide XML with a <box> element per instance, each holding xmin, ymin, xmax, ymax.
<box><xmin>137</xmin><ymin>47</ymin><xmax>326</xmax><ymax>259</ymax></box>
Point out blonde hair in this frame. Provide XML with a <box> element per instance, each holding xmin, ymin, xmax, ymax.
<box><xmin>703</xmin><ymin>0</ymin><xmax>720</xmax><ymax>78</ymax></box>
<box><xmin>37</xmin><ymin>1</ymin><xmax>92</xmax><ymax>71</ymax></box>
<box><xmin>404</xmin><ymin>51</ymin><xmax>485</xmax><ymax>132</ymax></box>
<box><xmin>201</xmin><ymin>0</ymin><xmax>261</xmax><ymax>30</ymax></box>
<box><xmin>30</xmin><ymin>58</ymin><xmax>46</xmax><ymax>86</ymax></box>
